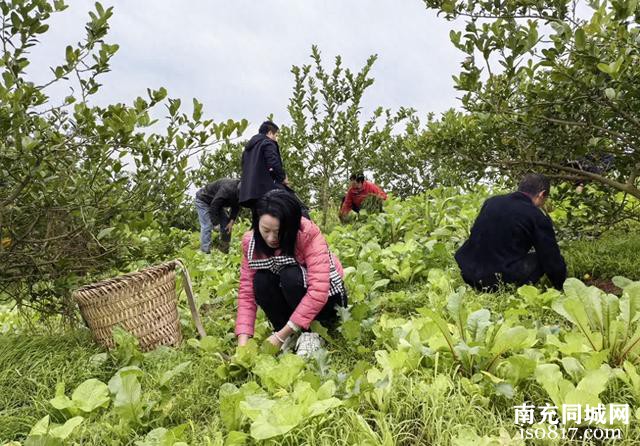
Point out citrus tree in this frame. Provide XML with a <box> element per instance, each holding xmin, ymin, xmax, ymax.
<box><xmin>280</xmin><ymin>46</ymin><xmax>414</xmax><ymax>225</ymax></box>
<box><xmin>0</xmin><ymin>0</ymin><xmax>246</xmax><ymax>316</ymax></box>
<box><xmin>421</xmin><ymin>0</ymin><xmax>640</xmax><ymax>199</ymax></box>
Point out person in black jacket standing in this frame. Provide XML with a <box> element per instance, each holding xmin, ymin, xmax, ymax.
<box><xmin>239</xmin><ymin>121</ymin><xmax>310</xmax><ymax>219</ymax></box>
<box><xmin>455</xmin><ymin>173</ymin><xmax>567</xmax><ymax>291</ymax></box>
<box><xmin>195</xmin><ymin>178</ymin><xmax>240</xmax><ymax>254</ymax></box>
<box><xmin>239</xmin><ymin>121</ymin><xmax>288</xmax><ymax>209</ymax></box>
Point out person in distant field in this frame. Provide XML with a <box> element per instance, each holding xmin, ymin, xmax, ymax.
<box><xmin>339</xmin><ymin>173</ymin><xmax>387</xmax><ymax>220</ymax></box>
<box><xmin>239</xmin><ymin>121</ymin><xmax>310</xmax><ymax>217</ymax></box>
<box><xmin>195</xmin><ymin>178</ymin><xmax>240</xmax><ymax>254</ymax></box>
<box><xmin>455</xmin><ymin>173</ymin><xmax>567</xmax><ymax>291</ymax></box>
<box><xmin>568</xmin><ymin>153</ymin><xmax>615</xmax><ymax>193</ymax></box>
<box><xmin>235</xmin><ymin>190</ymin><xmax>347</xmax><ymax>357</ymax></box>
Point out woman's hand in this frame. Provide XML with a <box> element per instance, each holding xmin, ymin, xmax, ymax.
<box><xmin>267</xmin><ymin>334</ymin><xmax>284</xmax><ymax>347</ymax></box>
<box><xmin>266</xmin><ymin>325</ymin><xmax>295</xmax><ymax>348</ymax></box>
<box><xmin>237</xmin><ymin>334</ymin><xmax>251</xmax><ymax>346</ymax></box>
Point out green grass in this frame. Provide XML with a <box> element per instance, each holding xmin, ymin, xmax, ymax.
<box><xmin>0</xmin><ymin>331</ymin><xmax>108</xmax><ymax>441</ymax></box>
<box><xmin>0</xmin><ymin>283</ymin><xmax>517</xmax><ymax>445</ymax></box>
<box><xmin>3</xmin><ymin>307</ymin><xmax>640</xmax><ymax>445</ymax></box>
<box><xmin>3</xmin><ymin>222</ymin><xmax>640</xmax><ymax>444</ymax></box>
<box><xmin>563</xmin><ymin>230</ymin><xmax>640</xmax><ymax>280</ymax></box>
<box><xmin>5</xmin><ymin>330</ymin><xmax>638</xmax><ymax>445</ymax></box>
<box><xmin>0</xmin><ymin>329</ymin><xmax>515</xmax><ymax>445</ymax></box>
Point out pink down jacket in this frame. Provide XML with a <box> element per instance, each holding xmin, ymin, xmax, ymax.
<box><xmin>235</xmin><ymin>217</ymin><xmax>344</xmax><ymax>336</ymax></box>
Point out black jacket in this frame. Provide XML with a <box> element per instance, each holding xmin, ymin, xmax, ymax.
<box><xmin>239</xmin><ymin>134</ymin><xmax>286</xmax><ymax>205</ymax></box>
<box><xmin>455</xmin><ymin>192</ymin><xmax>567</xmax><ymax>289</ymax></box>
<box><xmin>195</xmin><ymin>178</ymin><xmax>240</xmax><ymax>224</ymax></box>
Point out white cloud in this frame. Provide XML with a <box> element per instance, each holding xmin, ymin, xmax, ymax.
<box><xmin>27</xmin><ymin>0</ymin><xmax>465</xmax><ymax>132</ymax></box>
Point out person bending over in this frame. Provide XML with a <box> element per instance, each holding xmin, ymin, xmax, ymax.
<box><xmin>195</xmin><ymin>178</ymin><xmax>240</xmax><ymax>253</ymax></box>
<box><xmin>339</xmin><ymin>173</ymin><xmax>387</xmax><ymax>220</ymax></box>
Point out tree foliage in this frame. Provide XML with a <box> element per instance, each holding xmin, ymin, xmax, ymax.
<box><xmin>191</xmin><ymin>141</ymin><xmax>244</xmax><ymax>189</ymax></box>
<box><xmin>280</xmin><ymin>46</ymin><xmax>414</xmax><ymax>225</ymax></box>
<box><xmin>0</xmin><ymin>0</ymin><xmax>246</xmax><ymax>315</ymax></box>
<box><xmin>422</xmin><ymin>0</ymin><xmax>640</xmax><ymax>200</ymax></box>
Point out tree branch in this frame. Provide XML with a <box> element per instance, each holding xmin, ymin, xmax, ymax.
<box><xmin>627</xmin><ymin>164</ymin><xmax>639</xmax><ymax>188</ymax></box>
<box><xmin>541</xmin><ymin>115</ymin><xmax>635</xmax><ymax>147</ymax></box>
<box><xmin>495</xmin><ymin>159</ymin><xmax>640</xmax><ymax>199</ymax></box>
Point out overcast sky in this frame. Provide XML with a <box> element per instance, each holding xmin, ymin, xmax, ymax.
<box><xmin>27</xmin><ymin>1</ymin><xmax>465</xmax><ymax>132</ymax></box>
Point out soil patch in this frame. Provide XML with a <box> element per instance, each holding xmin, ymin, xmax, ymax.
<box><xmin>585</xmin><ymin>278</ymin><xmax>622</xmax><ymax>295</ymax></box>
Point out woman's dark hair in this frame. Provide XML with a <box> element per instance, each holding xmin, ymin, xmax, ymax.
<box><xmin>350</xmin><ymin>173</ymin><xmax>365</xmax><ymax>183</ymax></box>
<box><xmin>252</xmin><ymin>189</ymin><xmax>302</xmax><ymax>256</ymax></box>
<box><xmin>258</xmin><ymin>121</ymin><xmax>279</xmax><ymax>135</ymax></box>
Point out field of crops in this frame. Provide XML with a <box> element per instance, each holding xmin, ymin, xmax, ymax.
<box><xmin>2</xmin><ymin>189</ymin><xmax>640</xmax><ymax>445</ymax></box>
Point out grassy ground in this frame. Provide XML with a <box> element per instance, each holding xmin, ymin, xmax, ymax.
<box><xmin>2</xmin><ymin>228</ymin><xmax>640</xmax><ymax>445</ymax></box>
<box><xmin>3</xmin><ymin>287</ymin><xmax>640</xmax><ymax>445</ymax></box>
<box><xmin>563</xmin><ymin>231</ymin><xmax>640</xmax><ymax>281</ymax></box>
<box><xmin>0</xmin><ymin>294</ymin><xmax>518</xmax><ymax>445</ymax></box>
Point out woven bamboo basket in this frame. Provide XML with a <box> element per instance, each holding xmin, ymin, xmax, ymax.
<box><xmin>73</xmin><ymin>259</ymin><xmax>206</xmax><ymax>352</ymax></box>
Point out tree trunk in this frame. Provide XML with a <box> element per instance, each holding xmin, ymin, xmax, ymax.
<box><xmin>321</xmin><ymin>177</ymin><xmax>330</xmax><ymax>228</ymax></box>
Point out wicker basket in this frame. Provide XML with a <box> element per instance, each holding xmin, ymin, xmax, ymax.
<box><xmin>73</xmin><ymin>259</ymin><xmax>205</xmax><ymax>352</ymax></box>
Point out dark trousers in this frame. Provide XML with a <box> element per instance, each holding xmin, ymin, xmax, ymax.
<box><xmin>340</xmin><ymin>195</ymin><xmax>360</xmax><ymax>213</ymax></box>
<box><xmin>253</xmin><ymin>265</ymin><xmax>344</xmax><ymax>331</ymax></box>
<box><xmin>280</xmin><ymin>185</ymin><xmax>311</xmax><ymax>219</ymax></box>
<box><xmin>217</xmin><ymin>211</ymin><xmax>231</xmax><ymax>253</ymax></box>
<box><xmin>463</xmin><ymin>253</ymin><xmax>544</xmax><ymax>292</ymax></box>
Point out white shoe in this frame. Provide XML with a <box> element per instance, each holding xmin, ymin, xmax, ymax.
<box><xmin>295</xmin><ymin>332</ymin><xmax>323</xmax><ymax>357</ymax></box>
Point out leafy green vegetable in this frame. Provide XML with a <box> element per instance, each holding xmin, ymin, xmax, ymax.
<box><xmin>24</xmin><ymin>415</ymin><xmax>85</xmax><ymax>446</ymax></box>
<box><xmin>49</xmin><ymin>379</ymin><xmax>110</xmax><ymax>415</ymax></box>
<box><xmin>134</xmin><ymin>425</ymin><xmax>188</xmax><ymax>446</ymax></box>
<box><xmin>108</xmin><ymin>367</ymin><xmax>145</xmax><ymax>425</ymax></box>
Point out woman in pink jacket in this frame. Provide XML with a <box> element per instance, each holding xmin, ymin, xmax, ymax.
<box><xmin>235</xmin><ymin>190</ymin><xmax>347</xmax><ymax>356</ymax></box>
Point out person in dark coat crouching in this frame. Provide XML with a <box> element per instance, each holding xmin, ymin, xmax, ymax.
<box><xmin>455</xmin><ymin>173</ymin><xmax>567</xmax><ymax>291</ymax></box>
<box><xmin>195</xmin><ymin>178</ymin><xmax>240</xmax><ymax>254</ymax></box>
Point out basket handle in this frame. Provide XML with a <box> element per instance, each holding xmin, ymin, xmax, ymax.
<box><xmin>173</xmin><ymin>259</ymin><xmax>207</xmax><ymax>338</ymax></box>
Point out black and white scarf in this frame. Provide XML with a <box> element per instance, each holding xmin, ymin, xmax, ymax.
<box><xmin>247</xmin><ymin>235</ymin><xmax>346</xmax><ymax>300</ymax></box>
